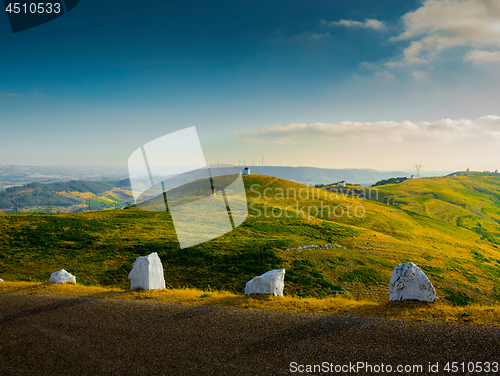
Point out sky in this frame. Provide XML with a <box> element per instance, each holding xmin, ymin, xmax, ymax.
<box><xmin>1</xmin><ymin>0</ymin><xmax>500</xmax><ymax>172</ymax></box>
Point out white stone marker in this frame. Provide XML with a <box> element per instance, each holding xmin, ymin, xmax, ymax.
<box><xmin>48</xmin><ymin>269</ymin><xmax>76</xmax><ymax>284</ymax></box>
<box><xmin>128</xmin><ymin>252</ymin><xmax>166</xmax><ymax>290</ymax></box>
<box><xmin>389</xmin><ymin>262</ymin><xmax>435</xmax><ymax>302</ymax></box>
<box><xmin>245</xmin><ymin>268</ymin><xmax>286</xmax><ymax>297</ymax></box>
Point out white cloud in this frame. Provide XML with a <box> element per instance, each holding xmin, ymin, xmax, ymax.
<box><xmin>359</xmin><ymin>62</ymin><xmax>396</xmax><ymax>80</ymax></box>
<box><xmin>410</xmin><ymin>70</ymin><xmax>428</xmax><ymax>80</ymax></box>
<box><xmin>321</xmin><ymin>19</ymin><xmax>386</xmax><ymax>30</ymax></box>
<box><xmin>464</xmin><ymin>49</ymin><xmax>500</xmax><ymax>64</ymax></box>
<box><xmin>289</xmin><ymin>31</ymin><xmax>332</xmax><ymax>42</ymax></box>
<box><xmin>0</xmin><ymin>91</ymin><xmax>23</xmax><ymax>97</ymax></box>
<box><xmin>390</xmin><ymin>0</ymin><xmax>500</xmax><ymax>66</ymax></box>
<box><xmin>233</xmin><ymin>116</ymin><xmax>500</xmax><ymax>143</ymax></box>
<box><xmin>374</xmin><ymin>70</ymin><xmax>395</xmax><ymax>80</ymax></box>
<box><xmin>236</xmin><ymin>138</ymin><xmax>267</xmax><ymax>144</ymax></box>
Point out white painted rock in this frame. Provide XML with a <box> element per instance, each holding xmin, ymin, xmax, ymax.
<box><xmin>128</xmin><ymin>252</ymin><xmax>165</xmax><ymax>290</ymax></box>
<box><xmin>48</xmin><ymin>269</ymin><xmax>76</xmax><ymax>284</ymax></box>
<box><xmin>389</xmin><ymin>262</ymin><xmax>435</xmax><ymax>302</ymax></box>
<box><xmin>245</xmin><ymin>268</ymin><xmax>285</xmax><ymax>296</ymax></box>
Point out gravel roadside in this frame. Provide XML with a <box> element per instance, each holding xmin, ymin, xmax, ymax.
<box><xmin>1</xmin><ymin>293</ymin><xmax>499</xmax><ymax>375</ymax></box>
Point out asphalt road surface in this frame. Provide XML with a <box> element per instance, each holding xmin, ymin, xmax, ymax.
<box><xmin>1</xmin><ymin>293</ymin><xmax>499</xmax><ymax>375</ymax></box>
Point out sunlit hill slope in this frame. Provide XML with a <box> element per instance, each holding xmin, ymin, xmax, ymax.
<box><xmin>0</xmin><ymin>174</ymin><xmax>499</xmax><ymax>307</ymax></box>
<box><xmin>374</xmin><ymin>172</ymin><xmax>500</xmax><ymax>245</ymax></box>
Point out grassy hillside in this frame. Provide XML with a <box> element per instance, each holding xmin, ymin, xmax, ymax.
<box><xmin>0</xmin><ymin>180</ymin><xmax>134</xmax><ymax>213</ymax></box>
<box><xmin>0</xmin><ymin>182</ymin><xmax>81</xmax><ymax>208</ymax></box>
<box><xmin>374</xmin><ymin>173</ymin><xmax>500</xmax><ymax>245</ymax></box>
<box><xmin>1</xmin><ymin>175</ymin><xmax>500</xmax><ymax>307</ymax></box>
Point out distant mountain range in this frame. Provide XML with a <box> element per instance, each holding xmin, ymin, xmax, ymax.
<box><xmin>0</xmin><ymin>164</ymin><xmax>129</xmax><ymax>186</ymax></box>
<box><xmin>0</xmin><ymin>164</ymin><xmax>450</xmax><ymax>188</ymax></box>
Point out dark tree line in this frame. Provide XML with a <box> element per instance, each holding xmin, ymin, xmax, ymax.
<box><xmin>372</xmin><ymin>177</ymin><xmax>409</xmax><ymax>187</ymax></box>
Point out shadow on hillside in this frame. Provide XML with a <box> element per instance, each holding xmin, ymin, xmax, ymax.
<box><xmin>239</xmin><ymin>315</ymin><xmax>372</xmax><ymax>357</ymax></box>
<box><xmin>384</xmin><ymin>300</ymin><xmax>435</xmax><ymax>309</ymax></box>
<box><xmin>0</xmin><ymin>283</ymin><xmax>138</xmax><ymax>325</ymax></box>
<box><xmin>0</xmin><ymin>296</ymin><xmax>91</xmax><ymax>324</ymax></box>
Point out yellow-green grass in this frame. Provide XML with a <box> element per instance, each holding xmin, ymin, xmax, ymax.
<box><xmin>110</xmin><ymin>190</ymin><xmax>134</xmax><ymax>201</ymax></box>
<box><xmin>68</xmin><ymin>189</ymin><xmax>133</xmax><ymax>202</ymax></box>
<box><xmin>243</xmin><ymin>175</ymin><xmax>500</xmax><ymax>301</ymax></box>
<box><xmin>1</xmin><ymin>281</ymin><xmax>499</xmax><ymax>326</ymax></box>
<box><xmin>1</xmin><ymin>175</ymin><xmax>500</xmax><ymax>309</ymax></box>
<box><xmin>105</xmin><ymin>193</ymin><xmax>126</xmax><ymax>203</ymax></box>
<box><xmin>375</xmin><ymin>173</ymin><xmax>500</xmax><ymax>244</ymax></box>
<box><xmin>69</xmin><ymin>191</ymin><xmax>95</xmax><ymax>199</ymax></box>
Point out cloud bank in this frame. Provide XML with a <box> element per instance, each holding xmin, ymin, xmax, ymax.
<box><xmin>232</xmin><ymin>116</ymin><xmax>500</xmax><ymax>171</ymax></box>
<box><xmin>321</xmin><ymin>19</ymin><xmax>386</xmax><ymax>30</ymax></box>
<box><xmin>234</xmin><ymin>116</ymin><xmax>500</xmax><ymax>143</ymax></box>
<box><xmin>390</xmin><ymin>0</ymin><xmax>500</xmax><ymax>66</ymax></box>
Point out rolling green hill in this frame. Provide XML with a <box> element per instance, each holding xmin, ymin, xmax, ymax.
<box><xmin>0</xmin><ymin>180</ymin><xmax>115</xmax><ymax>207</ymax></box>
<box><xmin>0</xmin><ymin>182</ymin><xmax>81</xmax><ymax>208</ymax></box>
<box><xmin>0</xmin><ymin>175</ymin><xmax>499</xmax><ymax>306</ymax></box>
<box><xmin>374</xmin><ymin>173</ymin><xmax>500</xmax><ymax>245</ymax></box>
<box><xmin>0</xmin><ymin>180</ymin><xmax>134</xmax><ymax>213</ymax></box>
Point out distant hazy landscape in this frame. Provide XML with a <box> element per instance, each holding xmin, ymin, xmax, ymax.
<box><xmin>0</xmin><ymin>164</ymin><xmax>449</xmax><ymax>187</ymax></box>
<box><xmin>0</xmin><ymin>165</ymin><xmax>130</xmax><ymax>187</ymax></box>
<box><xmin>0</xmin><ymin>164</ymin><xmax>451</xmax><ymax>213</ymax></box>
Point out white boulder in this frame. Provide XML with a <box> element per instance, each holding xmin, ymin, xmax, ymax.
<box><xmin>0</xmin><ymin>278</ymin><xmax>3</xmax><ymax>282</ymax></box>
<box><xmin>128</xmin><ymin>252</ymin><xmax>165</xmax><ymax>290</ymax></box>
<box><xmin>48</xmin><ymin>269</ymin><xmax>76</xmax><ymax>284</ymax></box>
<box><xmin>245</xmin><ymin>268</ymin><xmax>285</xmax><ymax>297</ymax></box>
<box><xmin>389</xmin><ymin>262</ymin><xmax>435</xmax><ymax>302</ymax></box>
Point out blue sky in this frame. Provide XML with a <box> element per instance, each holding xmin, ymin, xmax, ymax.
<box><xmin>1</xmin><ymin>0</ymin><xmax>499</xmax><ymax>171</ymax></box>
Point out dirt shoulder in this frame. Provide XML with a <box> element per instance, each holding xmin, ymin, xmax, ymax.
<box><xmin>1</xmin><ymin>293</ymin><xmax>500</xmax><ymax>375</ymax></box>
